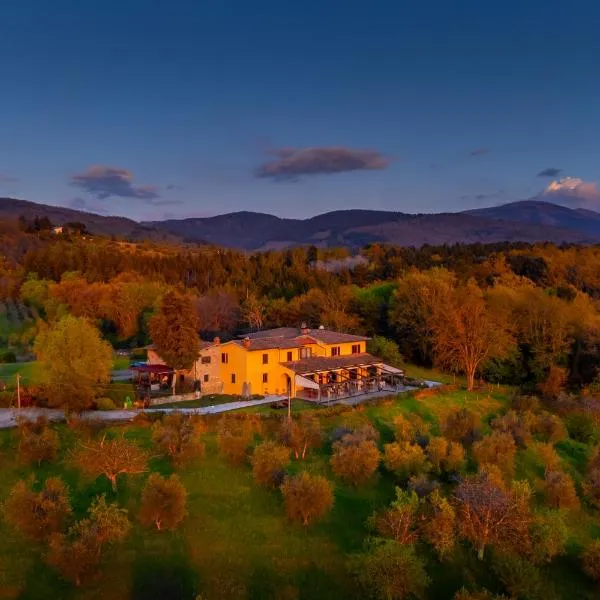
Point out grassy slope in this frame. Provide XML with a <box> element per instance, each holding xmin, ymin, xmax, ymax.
<box><xmin>0</xmin><ymin>380</ymin><xmax>597</xmax><ymax>599</ymax></box>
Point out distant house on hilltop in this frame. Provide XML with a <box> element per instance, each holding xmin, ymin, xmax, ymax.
<box><xmin>148</xmin><ymin>324</ymin><xmax>403</xmax><ymax>401</ymax></box>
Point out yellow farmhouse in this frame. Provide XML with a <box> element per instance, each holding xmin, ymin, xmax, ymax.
<box><xmin>148</xmin><ymin>324</ymin><xmax>404</xmax><ymax>402</ymax></box>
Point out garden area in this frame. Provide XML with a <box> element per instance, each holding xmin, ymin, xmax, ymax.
<box><xmin>0</xmin><ymin>383</ymin><xmax>599</xmax><ymax>600</ymax></box>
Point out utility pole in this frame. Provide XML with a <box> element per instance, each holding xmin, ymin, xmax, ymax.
<box><xmin>16</xmin><ymin>373</ymin><xmax>21</xmax><ymax>411</ymax></box>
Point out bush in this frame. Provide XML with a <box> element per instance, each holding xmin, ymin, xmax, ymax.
<box><xmin>566</xmin><ymin>413</ymin><xmax>597</xmax><ymax>444</ymax></box>
<box><xmin>96</xmin><ymin>397</ymin><xmax>117</xmax><ymax>411</ymax></box>
<box><xmin>330</xmin><ymin>438</ymin><xmax>381</xmax><ymax>487</ymax></box>
<box><xmin>139</xmin><ymin>473</ymin><xmax>187</xmax><ymax>531</ymax></box>
<box><xmin>369</xmin><ymin>489</ymin><xmax>419</xmax><ymax>544</ymax></box>
<box><xmin>492</xmin><ymin>553</ymin><xmax>552</xmax><ymax>600</ymax></box>
<box><xmin>216</xmin><ymin>418</ymin><xmax>256</xmax><ymax>465</ymax></box>
<box><xmin>280</xmin><ymin>472</ymin><xmax>334</xmax><ymax>526</ymax></box>
<box><xmin>105</xmin><ymin>383</ymin><xmax>136</xmax><ymax>408</ymax></box>
<box><xmin>383</xmin><ymin>442</ymin><xmax>429</xmax><ymax>480</ymax></box>
<box><xmin>0</xmin><ymin>350</ymin><xmax>17</xmax><ymax>363</ymax></box>
<box><xmin>543</xmin><ymin>470</ymin><xmax>580</xmax><ymax>511</ymax></box>
<box><xmin>4</xmin><ymin>477</ymin><xmax>71</xmax><ymax>541</ymax></box>
<box><xmin>350</xmin><ymin>540</ymin><xmax>430</xmax><ymax>600</ymax></box>
<box><xmin>442</xmin><ymin>408</ymin><xmax>480</xmax><ymax>446</ymax></box>
<box><xmin>152</xmin><ymin>413</ymin><xmax>205</xmax><ymax>467</ymax></box>
<box><xmin>472</xmin><ymin>432</ymin><xmax>516</xmax><ymax>480</ymax></box>
<box><xmin>17</xmin><ymin>416</ymin><xmax>59</xmax><ymax>466</ymax></box>
<box><xmin>426</xmin><ymin>436</ymin><xmax>465</xmax><ymax>474</ymax></box>
<box><xmin>581</xmin><ymin>540</ymin><xmax>600</xmax><ymax>582</ymax></box>
<box><xmin>251</xmin><ymin>441</ymin><xmax>290</xmax><ymax>488</ymax></box>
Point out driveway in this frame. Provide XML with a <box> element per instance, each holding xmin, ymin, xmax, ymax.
<box><xmin>0</xmin><ymin>396</ymin><xmax>287</xmax><ymax>429</ymax></box>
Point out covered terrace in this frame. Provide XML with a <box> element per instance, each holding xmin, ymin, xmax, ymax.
<box><xmin>282</xmin><ymin>353</ymin><xmax>404</xmax><ymax>403</ymax></box>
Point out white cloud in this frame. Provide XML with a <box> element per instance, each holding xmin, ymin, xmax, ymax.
<box><xmin>540</xmin><ymin>177</ymin><xmax>600</xmax><ymax>208</ymax></box>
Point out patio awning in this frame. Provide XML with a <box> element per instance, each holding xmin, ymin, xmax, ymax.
<box><xmin>380</xmin><ymin>364</ymin><xmax>404</xmax><ymax>375</ymax></box>
<box><xmin>295</xmin><ymin>374</ymin><xmax>320</xmax><ymax>390</ymax></box>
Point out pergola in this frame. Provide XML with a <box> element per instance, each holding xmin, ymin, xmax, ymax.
<box><xmin>131</xmin><ymin>364</ymin><xmax>174</xmax><ymax>397</ymax></box>
<box><xmin>283</xmin><ymin>353</ymin><xmax>404</xmax><ymax>403</ymax></box>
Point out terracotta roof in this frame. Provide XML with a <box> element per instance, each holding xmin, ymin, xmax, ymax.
<box><xmin>232</xmin><ymin>337</ymin><xmax>308</xmax><ymax>350</ymax></box>
<box><xmin>240</xmin><ymin>327</ymin><xmax>369</xmax><ymax>344</ymax></box>
<box><xmin>282</xmin><ymin>353</ymin><xmax>383</xmax><ymax>375</ymax></box>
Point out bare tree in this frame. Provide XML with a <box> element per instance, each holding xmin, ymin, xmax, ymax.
<box><xmin>70</xmin><ymin>435</ymin><xmax>149</xmax><ymax>492</ymax></box>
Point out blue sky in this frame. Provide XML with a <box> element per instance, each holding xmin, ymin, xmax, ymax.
<box><xmin>0</xmin><ymin>0</ymin><xmax>599</xmax><ymax>220</ymax></box>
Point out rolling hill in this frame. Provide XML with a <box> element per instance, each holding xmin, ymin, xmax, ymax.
<box><xmin>2</xmin><ymin>196</ymin><xmax>600</xmax><ymax>250</ymax></box>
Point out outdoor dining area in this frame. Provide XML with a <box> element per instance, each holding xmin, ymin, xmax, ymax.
<box><xmin>285</xmin><ymin>354</ymin><xmax>405</xmax><ymax>404</ymax></box>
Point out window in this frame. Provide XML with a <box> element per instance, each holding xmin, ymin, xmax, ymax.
<box><xmin>287</xmin><ymin>351</ymin><xmax>293</xmax><ymax>362</ymax></box>
<box><xmin>203</xmin><ymin>374</ymin><xmax>209</xmax><ymax>382</ymax></box>
<box><xmin>179</xmin><ymin>374</ymin><xmax>185</xmax><ymax>382</ymax></box>
<box><xmin>352</xmin><ymin>344</ymin><xmax>361</xmax><ymax>354</ymax></box>
<box><xmin>331</xmin><ymin>346</ymin><xmax>341</xmax><ymax>357</ymax></box>
<box><xmin>262</xmin><ymin>373</ymin><xmax>268</xmax><ymax>383</ymax></box>
<box><xmin>231</xmin><ymin>373</ymin><xmax>236</xmax><ymax>384</ymax></box>
<box><xmin>221</xmin><ymin>353</ymin><xmax>228</xmax><ymax>364</ymax></box>
<box><xmin>300</xmin><ymin>347</ymin><xmax>312</xmax><ymax>359</ymax></box>
<box><xmin>201</xmin><ymin>356</ymin><xmax>211</xmax><ymax>364</ymax></box>
<box><xmin>262</xmin><ymin>353</ymin><xmax>269</xmax><ymax>365</ymax></box>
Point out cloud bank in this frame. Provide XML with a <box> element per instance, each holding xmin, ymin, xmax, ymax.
<box><xmin>255</xmin><ymin>146</ymin><xmax>391</xmax><ymax>180</ymax></box>
<box><xmin>70</xmin><ymin>166</ymin><xmax>159</xmax><ymax>201</ymax></box>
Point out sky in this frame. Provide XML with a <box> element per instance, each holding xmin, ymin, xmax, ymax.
<box><xmin>0</xmin><ymin>0</ymin><xmax>599</xmax><ymax>221</ymax></box>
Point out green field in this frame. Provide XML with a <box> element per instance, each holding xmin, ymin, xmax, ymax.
<box><xmin>0</xmin><ymin>385</ymin><xmax>597</xmax><ymax>599</ymax></box>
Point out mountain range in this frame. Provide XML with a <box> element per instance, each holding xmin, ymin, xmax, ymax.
<box><xmin>2</xmin><ymin>196</ymin><xmax>600</xmax><ymax>250</ymax></box>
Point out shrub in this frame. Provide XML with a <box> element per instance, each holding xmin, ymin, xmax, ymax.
<box><xmin>532</xmin><ymin>442</ymin><xmax>562</xmax><ymax>472</ymax></box>
<box><xmin>278</xmin><ymin>413</ymin><xmax>322</xmax><ymax>460</ymax></box>
<box><xmin>383</xmin><ymin>442</ymin><xmax>429</xmax><ymax>480</ymax></box>
<box><xmin>582</xmin><ymin>540</ymin><xmax>600</xmax><ymax>582</ymax></box>
<box><xmin>152</xmin><ymin>413</ymin><xmax>205</xmax><ymax>467</ymax></box>
<box><xmin>543</xmin><ymin>470</ymin><xmax>580</xmax><ymax>511</ymax></box>
<box><xmin>46</xmin><ymin>496</ymin><xmax>130</xmax><ymax>586</ymax></box>
<box><xmin>216</xmin><ymin>418</ymin><xmax>255</xmax><ymax>465</ymax></box>
<box><xmin>532</xmin><ymin>412</ymin><xmax>567</xmax><ymax>444</ymax></box>
<box><xmin>369</xmin><ymin>489</ymin><xmax>419</xmax><ymax>544</ymax></box>
<box><xmin>251</xmin><ymin>441</ymin><xmax>290</xmax><ymax>488</ymax></box>
<box><xmin>350</xmin><ymin>540</ymin><xmax>430</xmax><ymax>600</ymax></box>
<box><xmin>280</xmin><ymin>472</ymin><xmax>334</xmax><ymax>526</ymax></box>
<box><xmin>492</xmin><ymin>553</ymin><xmax>554</xmax><ymax>600</ymax></box>
<box><xmin>17</xmin><ymin>416</ymin><xmax>59</xmax><ymax>466</ymax></box>
<box><xmin>566</xmin><ymin>413</ymin><xmax>597</xmax><ymax>444</ymax></box>
<box><xmin>421</xmin><ymin>489</ymin><xmax>456</xmax><ymax>560</ymax></box>
<box><xmin>330</xmin><ymin>438</ymin><xmax>381</xmax><ymax>487</ymax></box>
<box><xmin>472</xmin><ymin>432</ymin><xmax>516</xmax><ymax>480</ymax></box>
<box><xmin>3</xmin><ymin>477</ymin><xmax>71</xmax><ymax>541</ymax></box>
<box><xmin>0</xmin><ymin>350</ymin><xmax>16</xmax><ymax>363</ymax></box>
<box><xmin>530</xmin><ymin>510</ymin><xmax>568</xmax><ymax>564</ymax></box>
<box><xmin>442</xmin><ymin>408</ymin><xmax>480</xmax><ymax>446</ymax></box>
<box><xmin>139</xmin><ymin>473</ymin><xmax>187</xmax><ymax>531</ymax></box>
<box><xmin>95</xmin><ymin>397</ymin><xmax>117</xmax><ymax>411</ymax></box>
<box><xmin>426</xmin><ymin>436</ymin><xmax>465</xmax><ymax>474</ymax></box>
<box><xmin>491</xmin><ymin>410</ymin><xmax>532</xmax><ymax>447</ymax></box>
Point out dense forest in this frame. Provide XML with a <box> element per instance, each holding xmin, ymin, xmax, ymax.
<box><xmin>3</xmin><ymin>218</ymin><xmax>600</xmax><ymax>394</ymax></box>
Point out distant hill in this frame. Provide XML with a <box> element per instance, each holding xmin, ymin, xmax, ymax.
<box><xmin>2</xmin><ymin>196</ymin><xmax>600</xmax><ymax>250</ymax></box>
<box><xmin>0</xmin><ymin>198</ymin><xmax>179</xmax><ymax>241</ymax></box>
<box><xmin>149</xmin><ymin>203</ymin><xmax>600</xmax><ymax>249</ymax></box>
<box><xmin>464</xmin><ymin>200</ymin><xmax>600</xmax><ymax>238</ymax></box>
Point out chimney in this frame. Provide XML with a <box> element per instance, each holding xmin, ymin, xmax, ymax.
<box><xmin>213</xmin><ymin>337</ymin><xmax>221</xmax><ymax>345</ymax></box>
<box><xmin>242</xmin><ymin>337</ymin><xmax>251</xmax><ymax>349</ymax></box>
<box><xmin>300</xmin><ymin>322</ymin><xmax>310</xmax><ymax>335</ymax></box>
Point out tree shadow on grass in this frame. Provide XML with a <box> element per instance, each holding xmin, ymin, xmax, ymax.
<box><xmin>131</xmin><ymin>551</ymin><xmax>199</xmax><ymax>600</ymax></box>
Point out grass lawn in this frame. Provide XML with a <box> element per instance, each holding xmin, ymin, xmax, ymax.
<box><xmin>0</xmin><ymin>361</ymin><xmax>40</xmax><ymax>387</ymax></box>
<box><xmin>0</xmin><ymin>378</ymin><xmax>597</xmax><ymax>599</ymax></box>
